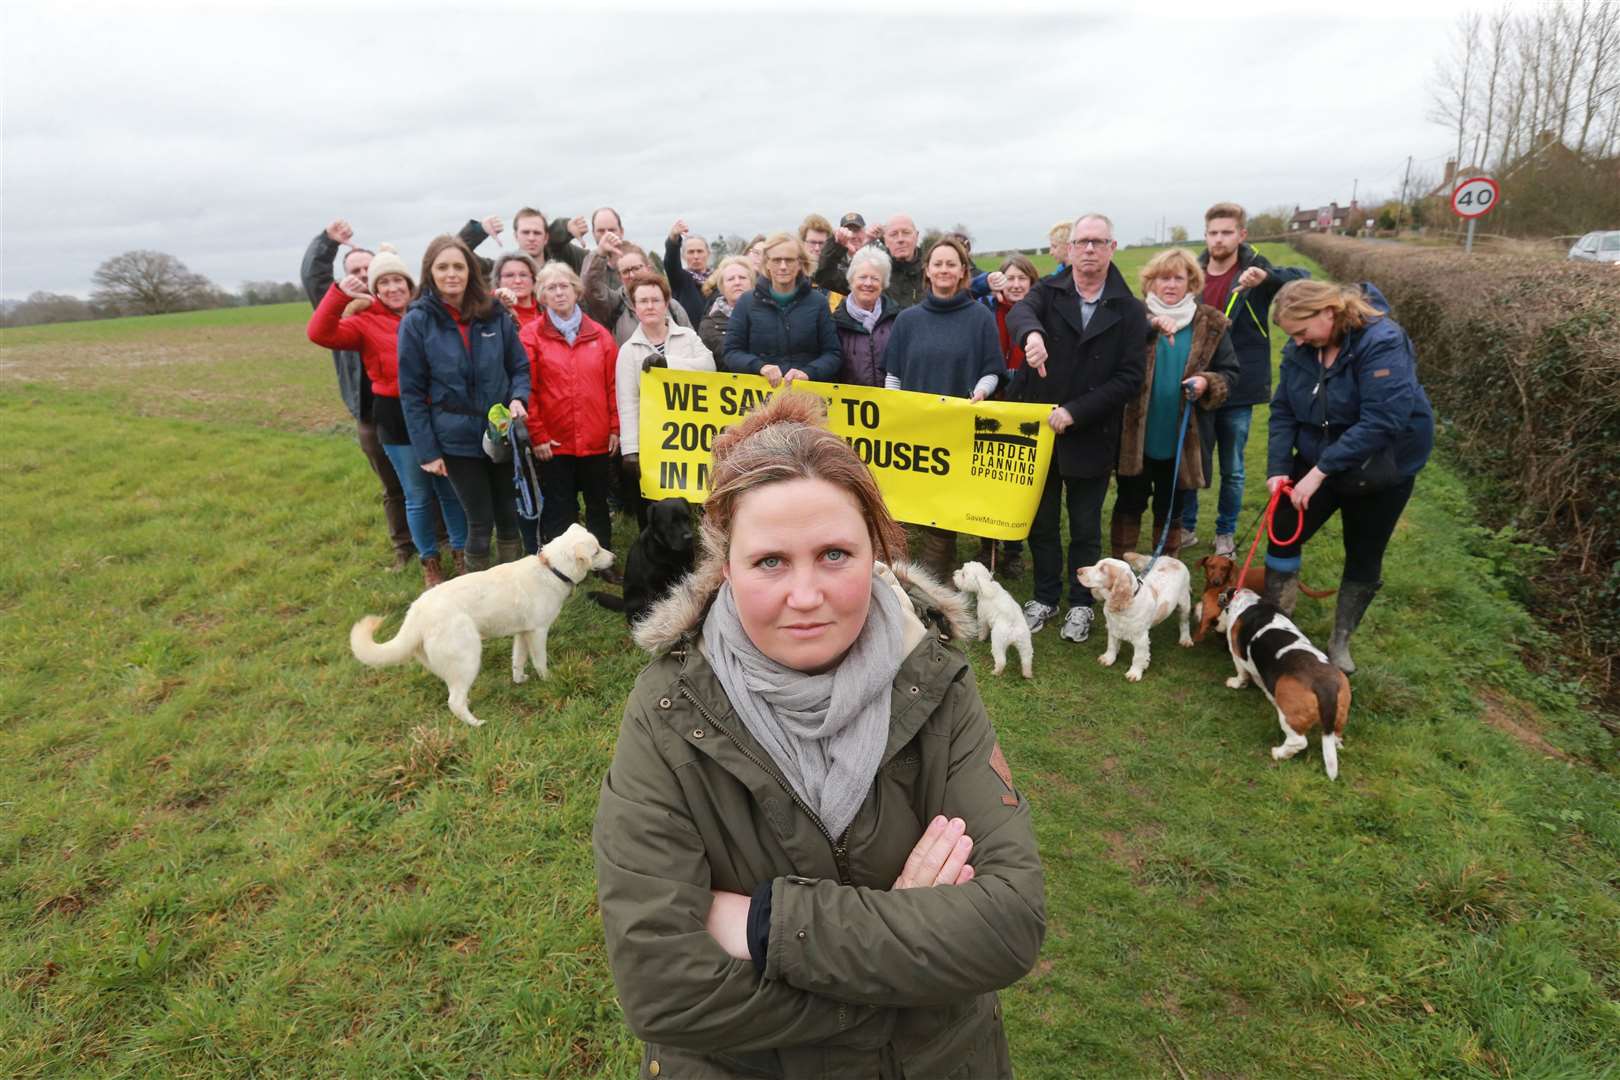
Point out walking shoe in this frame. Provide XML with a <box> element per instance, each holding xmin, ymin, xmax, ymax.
<box><xmin>1022</xmin><ymin>600</ymin><xmax>1057</xmax><ymax>634</ymax></box>
<box><xmin>997</xmin><ymin>551</ymin><xmax>1025</xmax><ymax>579</ymax></box>
<box><xmin>1214</xmin><ymin>533</ymin><xmax>1236</xmax><ymax>558</ymax></box>
<box><xmin>595</xmin><ymin>567</ymin><xmax>625</xmax><ymax>587</ymax></box>
<box><xmin>1058</xmin><ymin>606</ymin><xmax>1095</xmax><ymax>643</ymax></box>
<box><xmin>1179</xmin><ymin>531</ymin><xmax>1201</xmax><ymax>550</ymax></box>
<box><xmin>389</xmin><ymin>548</ymin><xmax>413</xmax><ymax>573</ymax></box>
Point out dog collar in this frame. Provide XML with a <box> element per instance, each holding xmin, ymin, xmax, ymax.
<box><xmin>539</xmin><ymin>553</ymin><xmax>575</xmax><ymax>589</ymax></box>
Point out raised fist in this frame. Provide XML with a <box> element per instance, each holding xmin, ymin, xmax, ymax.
<box><xmin>669</xmin><ymin>218</ymin><xmax>688</xmax><ymax>240</ymax></box>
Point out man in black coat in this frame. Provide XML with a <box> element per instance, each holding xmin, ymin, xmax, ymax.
<box><xmin>1178</xmin><ymin>202</ymin><xmax>1310</xmax><ymax>556</ymax></box>
<box><xmin>662</xmin><ymin>219</ymin><xmax>710</xmax><ymax>326</ymax></box>
<box><xmin>1006</xmin><ymin>213</ymin><xmax>1147</xmax><ymax>644</ymax></box>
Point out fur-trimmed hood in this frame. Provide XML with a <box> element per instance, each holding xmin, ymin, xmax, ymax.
<box><xmin>632</xmin><ymin>558</ymin><xmax>972</xmax><ymax>656</ymax></box>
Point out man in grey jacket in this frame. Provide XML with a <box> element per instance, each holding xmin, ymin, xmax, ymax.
<box><xmin>300</xmin><ymin>218</ymin><xmax>439</xmax><ymax>570</ymax></box>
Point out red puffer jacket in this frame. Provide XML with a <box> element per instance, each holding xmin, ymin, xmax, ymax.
<box><xmin>306</xmin><ymin>284</ymin><xmax>406</xmax><ymax>397</ymax></box>
<box><xmin>519</xmin><ymin>310</ymin><xmax>620</xmax><ymax>457</ymax></box>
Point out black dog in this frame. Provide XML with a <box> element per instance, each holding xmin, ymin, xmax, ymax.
<box><xmin>590</xmin><ymin>497</ymin><xmax>696</xmax><ymax>626</ymax></box>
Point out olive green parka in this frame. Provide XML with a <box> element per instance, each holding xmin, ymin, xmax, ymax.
<box><xmin>593</xmin><ymin>560</ymin><xmax>1046</xmax><ymax>1079</ymax></box>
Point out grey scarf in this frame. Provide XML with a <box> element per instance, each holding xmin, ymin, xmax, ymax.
<box><xmin>701</xmin><ymin>575</ymin><xmax>906</xmax><ymax>838</ymax></box>
<box><xmin>846</xmin><ymin>295</ymin><xmax>882</xmax><ymax>333</ymax></box>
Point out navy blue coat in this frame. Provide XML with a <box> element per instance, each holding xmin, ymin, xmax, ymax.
<box><xmin>397</xmin><ymin>293</ymin><xmax>531</xmax><ymax>462</ymax></box>
<box><xmin>1267</xmin><ymin>283</ymin><xmax>1434</xmax><ymax>481</ymax></box>
<box><xmin>883</xmin><ymin>290</ymin><xmax>1004</xmax><ymax>398</ymax></box>
<box><xmin>721</xmin><ymin>277</ymin><xmax>841</xmax><ymax>382</ymax></box>
<box><xmin>1197</xmin><ymin>243</ymin><xmax>1310</xmax><ymax>407</ymax></box>
<box><xmin>1004</xmin><ymin>263</ymin><xmax>1148</xmax><ymax>479</ymax></box>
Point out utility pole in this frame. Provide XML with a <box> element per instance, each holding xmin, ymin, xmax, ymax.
<box><xmin>1351</xmin><ymin>177</ymin><xmax>1358</xmax><ymax>205</ymax></box>
<box><xmin>1399</xmin><ymin>155</ymin><xmax>1413</xmax><ymax>234</ymax></box>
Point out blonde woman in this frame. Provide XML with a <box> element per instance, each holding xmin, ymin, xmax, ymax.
<box><xmin>698</xmin><ymin>254</ymin><xmax>757</xmax><ymax>357</ymax></box>
<box><xmin>1265</xmin><ymin>279</ymin><xmax>1434</xmax><ymax>672</ymax></box>
<box><xmin>1110</xmin><ymin>248</ymin><xmax>1239</xmax><ymax>560</ymax></box>
<box><xmin>721</xmin><ymin>233</ymin><xmax>840</xmax><ymax>386</ymax></box>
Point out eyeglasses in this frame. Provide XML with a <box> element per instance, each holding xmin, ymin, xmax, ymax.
<box><xmin>1070</xmin><ymin>238</ymin><xmax>1112</xmax><ymax>250</ymax></box>
<box><xmin>766</xmin><ymin>256</ymin><xmax>799</xmax><ymax>266</ymax></box>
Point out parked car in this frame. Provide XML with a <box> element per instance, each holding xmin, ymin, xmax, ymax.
<box><xmin>1567</xmin><ymin>230</ymin><xmax>1620</xmax><ymax>265</ymax></box>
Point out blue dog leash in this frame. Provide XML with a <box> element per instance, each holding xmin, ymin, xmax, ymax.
<box><xmin>1133</xmin><ymin>380</ymin><xmax>1199</xmax><ymax>591</ymax></box>
<box><xmin>509</xmin><ymin>420</ymin><xmax>542</xmax><ymax>522</ymax></box>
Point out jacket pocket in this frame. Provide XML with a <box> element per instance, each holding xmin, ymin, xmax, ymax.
<box><xmin>641</xmin><ymin>1042</ymin><xmax>781</xmax><ymax>1078</ymax></box>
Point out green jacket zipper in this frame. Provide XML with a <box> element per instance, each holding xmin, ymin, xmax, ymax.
<box><xmin>678</xmin><ymin>681</ymin><xmax>854</xmax><ymax>885</ymax></box>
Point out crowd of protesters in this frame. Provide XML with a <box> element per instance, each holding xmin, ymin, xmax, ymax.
<box><xmin>303</xmin><ymin>200</ymin><xmax>1431</xmax><ymax>668</ymax></box>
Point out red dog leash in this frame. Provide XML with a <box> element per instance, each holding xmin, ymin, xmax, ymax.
<box><xmin>1229</xmin><ymin>481</ymin><xmax>1305</xmax><ymax>605</ymax></box>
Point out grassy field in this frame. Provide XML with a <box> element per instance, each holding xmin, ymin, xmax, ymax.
<box><xmin>3</xmin><ymin>245</ymin><xmax>1617</xmax><ymax>1078</ymax></box>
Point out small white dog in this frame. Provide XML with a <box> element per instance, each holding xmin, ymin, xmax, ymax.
<box><xmin>350</xmin><ymin>523</ymin><xmax>614</xmax><ymax>726</ymax></box>
<box><xmin>1075</xmin><ymin>553</ymin><xmax>1193</xmax><ymax>682</ymax></box>
<box><xmin>952</xmin><ymin>560</ymin><xmax>1033</xmax><ymax>678</ymax></box>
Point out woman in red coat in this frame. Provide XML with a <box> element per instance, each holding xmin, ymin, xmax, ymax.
<box><xmin>517</xmin><ymin>262</ymin><xmax>620</xmax><ymax>571</ymax></box>
<box><xmin>493</xmin><ymin>251</ymin><xmax>542</xmax><ymax>330</ymax></box>
<box><xmin>306</xmin><ymin>244</ymin><xmax>467</xmax><ymax>588</ymax></box>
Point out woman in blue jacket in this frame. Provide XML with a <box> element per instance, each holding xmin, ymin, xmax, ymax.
<box><xmin>398</xmin><ymin>235</ymin><xmax>532</xmax><ymax>572</ymax></box>
<box><xmin>1264</xmin><ymin>280</ymin><xmax>1434</xmax><ymax>673</ymax></box>
<box><xmin>721</xmin><ymin>233</ymin><xmax>840</xmax><ymax>387</ymax></box>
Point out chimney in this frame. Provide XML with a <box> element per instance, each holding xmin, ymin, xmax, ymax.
<box><xmin>1442</xmin><ymin>159</ymin><xmax>1457</xmax><ymax>186</ymax></box>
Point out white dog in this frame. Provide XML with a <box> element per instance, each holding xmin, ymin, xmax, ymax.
<box><xmin>1075</xmin><ymin>553</ymin><xmax>1193</xmax><ymax>682</ymax></box>
<box><xmin>349</xmin><ymin>524</ymin><xmax>614</xmax><ymax>726</ymax></box>
<box><xmin>952</xmin><ymin>560</ymin><xmax>1033</xmax><ymax>678</ymax></box>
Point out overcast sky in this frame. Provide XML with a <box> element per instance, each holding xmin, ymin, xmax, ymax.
<box><xmin>2</xmin><ymin>0</ymin><xmax>1475</xmax><ymax>299</ymax></box>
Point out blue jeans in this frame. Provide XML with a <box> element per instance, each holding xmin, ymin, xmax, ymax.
<box><xmin>1180</xmin><ymin>404</ymin><xmax>1252</xmax><ymax>537</ymax></box>
<box><xmin>381</xmin><ymin>442</ymin><xmax>468</xmax><ymax>557</ymax></box>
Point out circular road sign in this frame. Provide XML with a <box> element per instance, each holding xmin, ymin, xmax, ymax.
<box><xmin>1451</xmin><ymin>176</ymin><xmax>1499</xmax><ymax>219</ymax></box>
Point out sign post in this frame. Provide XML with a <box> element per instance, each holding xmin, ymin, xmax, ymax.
<box><xmin>1450</xmin><ymin>176</ymin><xmax>1499</xmax><ymax>254</ymax></box>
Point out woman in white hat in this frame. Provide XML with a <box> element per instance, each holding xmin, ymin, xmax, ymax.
<box><xmin>307</xmin><ymin>244</ymin><xmax>468</xmax><ymax>588</ymax></box>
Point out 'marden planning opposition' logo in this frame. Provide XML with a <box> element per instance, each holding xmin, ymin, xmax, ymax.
<box><xmin>969</xmin><ymin>417</ymin><xmax>1040</xmax><ymax>487</ymax></box>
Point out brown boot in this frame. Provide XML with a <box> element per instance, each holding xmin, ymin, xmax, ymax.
<box><xmin>420</xmin><ymin>554</ymin><xmax>446</xmax><ymax>589</ymax></box>
<box><xmin>452</xmin><ymin>550</ymin><xmax>467</xmax><ymax>576</ymax></box>
<box><xmin>1163</xmin><ymin>525</ymin><xmax>1184</xmax><ymax>559</ymax></box>
<box><xmin>1110</xmin><ymin>511</ymin><xmax>1142</xmax><ymax>559</ymax></box>
<box><xmin>389</xmin><ymin>547</ymin><xmax>413</xmax><ymax>573</ymax></box>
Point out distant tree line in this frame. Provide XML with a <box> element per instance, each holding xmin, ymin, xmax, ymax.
<box><xmin>0</xmin><ymin>250</ymin><xmax>303</xmax><ymax>328</ymax></box>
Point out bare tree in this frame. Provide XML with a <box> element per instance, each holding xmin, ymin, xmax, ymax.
<box><xmin>91</xmin><ymin>250</ymin><xmax>221</xmax><ymax>315</ymax></box>
<box><xmin>1431</xmin><ymin>11</ymin><xmax>1484</xmax><ymax>167</ymax></box>
<box><xmin>1575</xmin><ymin>1</ymin><xmax>1619</xmax><ymax>152</ymax></box>
<box><xmin>0</xmin><ymin>291</ymin><xmax>93</xmax><ymax>327</ymax></box>
<box><xmin>1553</xmin><ymin>1</ymin><xmax>1591</xmax><ymax>142</ymax></box>
<box><xmin>1479</xmin><ymin>6</ymin><xmax>1511</xmax><ymax>168</ymax></box>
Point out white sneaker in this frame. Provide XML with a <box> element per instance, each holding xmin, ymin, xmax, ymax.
<box><xmin>1059</xmin><ymin>606</ymin><xmax>1095</xmax><ymax>643</ymax></box>
<box><xmin>1022</xmin><ymin>600</ymin><xmax>1057</xmax><ymax>634</ymax></box>
<box><xmin>1180</xmin><ymin>531</ymin><xmax>1201</xmax><ymax>549</ymax></box>
<box><xmin>1214</xmin><ymin>533</ymin><xmax>1236</xmax><ymax>558</ymax></box>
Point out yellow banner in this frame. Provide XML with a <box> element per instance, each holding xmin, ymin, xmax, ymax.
<box><xmin>637</xmin><ymin>369</ymin><xmax>1055</xmax><ymax>539</ymax></box>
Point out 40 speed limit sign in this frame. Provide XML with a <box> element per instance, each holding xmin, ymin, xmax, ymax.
<box><xmin>1451</xmin><ymin>176</ymin><xmax>1499</xmax><ymax>218</ymax></box>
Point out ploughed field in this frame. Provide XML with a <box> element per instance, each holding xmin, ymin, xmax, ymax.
<box><xmin>2</xmin><ymin>244</ymin><xmax>1616</xmax><ymax>1077</ymax></box>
